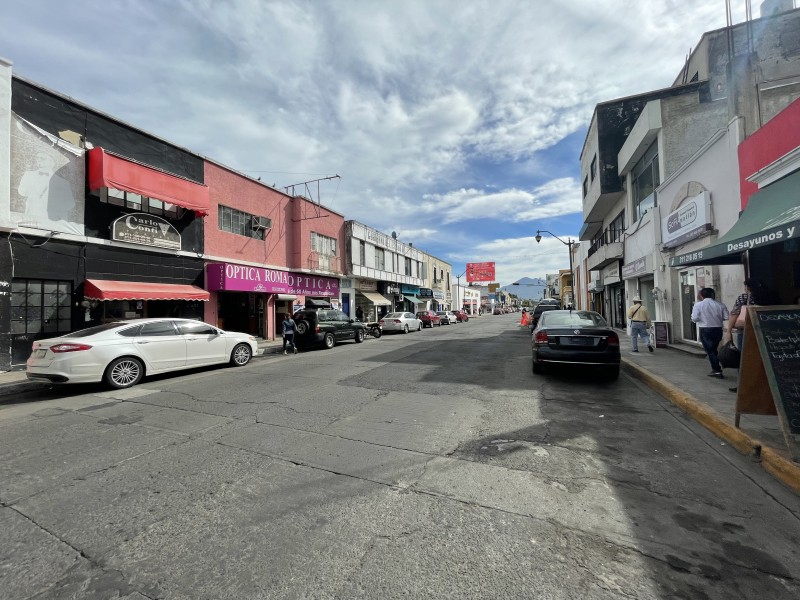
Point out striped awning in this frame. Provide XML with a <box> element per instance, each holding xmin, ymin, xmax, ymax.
<box><xmin>84</xmin><ymin>279</ymin><xmax>209</xmax><ymax>301</ymax></box>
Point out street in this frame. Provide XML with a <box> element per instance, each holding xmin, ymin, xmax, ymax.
<box><xmin>2</xmin><ymin>314</ymin><xmax>799</xmax><ymax>600</ymax></box>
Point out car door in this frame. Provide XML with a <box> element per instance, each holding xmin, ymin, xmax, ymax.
<box><xmin>334</xmin><ymin>310</ymin><xmax>354</xmax><ymax>340</ymax></box>
<box><xmin>134</xmin><ymin>320</ymin><xmax>187</xmax><ymax>372</ymax></box>
<box><xmin>177</xmin><ymin>320</ymin><xmax>229</xmax><ymax>366</ymax></box>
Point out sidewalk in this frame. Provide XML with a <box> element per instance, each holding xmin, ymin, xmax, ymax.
<box><xmin>2</xmin><ymin>329</ymin><xmax>798</xmax><ymax>493</ymax></box>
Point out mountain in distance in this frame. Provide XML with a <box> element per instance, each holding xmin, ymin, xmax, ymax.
<box><xmin>501</xmin><ymin>277</ymin><xmax>546</xmax><ymax>300</ymax></box>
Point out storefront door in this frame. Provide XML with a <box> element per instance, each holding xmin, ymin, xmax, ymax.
<box><xmin>680</xmin><ymin>269</ymin><xmax>698</xmax><ymax>341</ymax></box>
<box><xmin>609</xmin><ymin>284</ymin><xmax>625</xmax><ymax>329</ymax></box>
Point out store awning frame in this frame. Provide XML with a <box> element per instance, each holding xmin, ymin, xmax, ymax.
<box><xmin>669</xmin><ymin>170</ymin><xmax>800</xmax><ymax>268</ymax></box>
<box><xmin>84</xmin><ymin>279</ymin><xmax>210</xmax><ymax>301</ymax></box>
<box><xmin>87</xmin><ymin>147</ymin><xmax>210</xmax><ymax>216</ymax></box>
<box><xmin>356</xmin><ymin>290</ymin><xmax>392</xmax><ymax>306</ymax></box>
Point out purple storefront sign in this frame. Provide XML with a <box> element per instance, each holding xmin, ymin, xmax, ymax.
<box><xmin>206</xmin><ymin>263</ymin><xmax>339</xmax><ymax>297</ymax></box>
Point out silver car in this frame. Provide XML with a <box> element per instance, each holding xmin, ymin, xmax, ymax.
<box><xmin>436</xmin><ymin>311</ymin><xmax>458</xmax><ymax>325</ymax></box>
<box><xmin>379</xmin><ymin>312</ymin><xmax>422</xmax><ymax>334</ymax></box>
<box><xmin>26</xmin><ymin>318</ymin><xmax>258</xmax><ymax>389</ymax></box>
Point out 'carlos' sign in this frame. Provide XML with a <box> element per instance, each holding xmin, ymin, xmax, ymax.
<box><xmin>112</xmin><ymin>213</ymin><xmax>181</xmax><ymax>250</ymax></box>
<box><xmin>206</xmin><ymin>263</ymin><xmax>339</xmax><ymax>296</ymax></box>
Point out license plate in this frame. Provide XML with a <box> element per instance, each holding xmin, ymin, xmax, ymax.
<box><xmin>34</xmin><ymin>349</ymin><xmax>48</xmax><ymax>358</ymax></box>
<box><xmin>569</xmin><ymin>337</ymin><xmax>593</xmax><ymax>346</ymax></box>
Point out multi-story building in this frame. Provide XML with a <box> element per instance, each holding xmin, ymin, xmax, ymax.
<box><xmin>419</xmin><ymin>250</ymin><xmax>454</xmax><ymax>312</ymax></box>
<box><xmin>578</xmin><ymin>4</ymin><xmax>800</xmax><ymax>342</ymax></box>
<box><xmin>343</xmin><ymin>222</ymin><xmax>425</xmax><ymax>321</ymax></box>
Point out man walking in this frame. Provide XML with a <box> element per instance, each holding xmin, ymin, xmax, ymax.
<box><xmin>626</xmin><ymin>296</ymin><xmax>653</xmax><ymax>353</ymax></box>
<box><xmin>282</xmin><ymin>313</ymin><xmax>297</xmax><ymax>355</ymax></box>
<box><xmin>691</xmin><ymin>288</ymin><xmax>729</xmax><ymax>378</ymax></box>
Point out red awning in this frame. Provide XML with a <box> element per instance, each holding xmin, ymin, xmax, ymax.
<box><xmin>87</xmin><ymin>147</ymin><xmax>210</xmax><ymax>216</ymax></box>
<box><xmin>84</xmin><ymin>279</ymin><xmax>210</xmax><ymax>301</ymax></box>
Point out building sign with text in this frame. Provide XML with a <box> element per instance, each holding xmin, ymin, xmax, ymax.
<box><xmin>466</xmin><ymin>262</ymin><xmax>496</xmax><ymax>283</ymax></box>
<box><xmin>206</xmin><ymin>263</ymin><xmax>339</xmax><ymax>296</ymax></box>
<box><xmin>662</xmin><ymin>192</ymin><xmax>713</xmax><ymax>249</ymax></box>
<box><xmin>112</xmin><ymin>213</ymin><xmax>181</xmax><ymax>250</ymax></box>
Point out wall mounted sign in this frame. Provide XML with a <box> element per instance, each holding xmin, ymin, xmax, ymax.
<box><xmin>662</xmin><ymin>192</ymin><xmax>713</xmax><ymax>248</ymax></box>
<box><xmin>206</xmin><ymin>263</ymin><xmax>339</xmax><ymax>296</ymax></box>
<box><xmin>621</xmin><ymin>257</ymin><xmax>648</xmax><ymax>279</ymax></box>
<box><xmin>112</xmin><ymin>213</ymin><xmax>181</xmax><ymax>250</ymax></box>
<box><xmin>418</xmin><ymin>288</ymin><xmax>433</xmax><ymax>298</ymax></box>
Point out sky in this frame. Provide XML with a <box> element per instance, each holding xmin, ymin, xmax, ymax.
<box><xmin>2</xmin><ymin>0</ymin><xmax>750</xmax><ymax>287</ymax></box>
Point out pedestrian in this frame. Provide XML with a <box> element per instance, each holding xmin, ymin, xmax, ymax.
<box><xmin>520</xmin><ymin>308</ymin><xmax>530</xmax><ymax>328</ymax></box>
<box><xmin>356</xmin><ymin>305</ymin><xmax>365</xmax><ymax>322</ymax></box>
<box><xmin>282</xmin><ymin>313</ymin><xmax>297</xmax><ymax>355</ymax></box>
<box><xmin>626</xmin><ymin>296</ymin><xmax>653</xmax><ymax>353</ymax></box>
<box><xmin>691</xmin><ymin>288</ymin><xmax>729</xmax><ymax>378</ymax></box>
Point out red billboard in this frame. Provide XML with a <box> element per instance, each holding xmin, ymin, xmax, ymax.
<box><xmin>466</xmin><ymin>262</ymin><xmax>496</xmax><ymax>283</ymax></box>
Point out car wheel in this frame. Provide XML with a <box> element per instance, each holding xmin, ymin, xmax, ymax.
<box><xmin>403</xmin><ymin>324</ymin><xmax>409</xmax><ymax>334</ymax></box>
<box><xmin>532</xmin><ymin>360</ymin><xmax>543</xmax><ymax>375</ymax></box>
<box><xmin>295</xmin><ymin>320</ymin><xmax>310</xmax><ymax>335</ymax></box>
<box><xmin>323</xmin><ymin>332</ymin><xmax>335</xmax><ymax>349</ymax></box>
<box><xmin>417</xmin><ymin>323</ymin><xmax>422</xmax><ymax>331</ymax></box>
<box><xmin>105</xmin><ymin>357</ymin><xmax>144</xmax><ymax>389</ymax></box>
<box><xmin>604</xmin><ymin>366</ymin><xmax>620</xmax><ymax>380</ymax></box>
<box><xmin>371</xmin><ymin>327</ymin><xmax>382</xmax><ymax>339</ymax></box>
<box><xmin>230</xmin><ymin>343</ymin><xmax>252</xmax><ymax>366</ymax></box>
<box><xmin>355</xmin><ymin>329</ymin><xmax>365</xmax><ymax>343</ymax></box>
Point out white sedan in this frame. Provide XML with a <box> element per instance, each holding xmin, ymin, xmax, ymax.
<box><xmin>379</xmin><ymin>312</ymin><xmax>422</xmax><ymax>334</ymax></box>
<box><xmin>26</xmin><ymin>318</ymin><xmax>258</xmax><ymax>389</ymax></box>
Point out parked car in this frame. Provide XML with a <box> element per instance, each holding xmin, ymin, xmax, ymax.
<box><xmin>531</xmin><ymin>300</ymin><xmax>561</xmax><ymax>328</ymax></box>
<box><xmin>416</xmin><ymin>310</ymin><xmax>442</xmax><ymax>328</ymax></box>
<box><xmin>453</xmin><ymin>310</ymin><xmax>469</xmax><ymax>322</ymax></box>
<box><xmin>26</xmin><ymin>318</ymin><xmax>258</xmax><ymax>390</ymax></box>
<box><xmin>292</xmin><ymin>307</ymin><xmax>367</xmax><ymax>349</ymax></box>
<box><xmin>436</xmin><ymin>310</ymin><xmax>457</xmax><ymax>324</ymax></box>
<box><xmin>379</xmin><ymin>312</ymin><xmax>423</xmax><ymax>334</ymax></box>
<box><xmin>531</xmin><ymin>310</ymin><xmax>620</xmax><ymax>379</ymax></box>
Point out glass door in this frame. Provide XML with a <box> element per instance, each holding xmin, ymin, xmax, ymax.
<box><xmin>679</xmin><ymin>269</ymin><xmax>697</xmax><ymax>341</ymax></box>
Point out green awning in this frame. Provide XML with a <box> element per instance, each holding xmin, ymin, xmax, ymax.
<box><xmin>669</xmin><ymin>170</ymin><xmax>800</xmax><ymax>268</ymax></box>
<box><xmin>403</xmin><ymin>295</ymin><xmax>422</xmax><ymax>305</ymax></box>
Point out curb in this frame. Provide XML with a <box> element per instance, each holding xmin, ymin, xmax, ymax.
<box><xmin>622</xmin><ymin>358</ymin><xmax>800</xmax><ymax>495</ymax></box>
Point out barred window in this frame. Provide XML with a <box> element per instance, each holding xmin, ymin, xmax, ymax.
<box><xmin>218</xmin><ymin>205</ymin><xmax>270</xmax><ymax>240</ymax></box>
<box><xmin>11</xmin><ymin>279</ymin><xmax>72</xmax><ymax>335</ymax></box>
<box><xmin>311</xmin><ymin>232</ymin><xmax>337</xmax><ymax>256</ymax></box>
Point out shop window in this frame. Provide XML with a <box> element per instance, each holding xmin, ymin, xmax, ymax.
<box><xmin>11</xmin><ymin>279</ymin><xmax>72</xmax><ymax>335</ymax></box>
<box><xmin>218</xmin><ymin>205</ymin><xmax>269</xmax><ymax>240</ymax></box>
<box><xmin>102</xmin><ymin>188</ymin><xmax>181</xmax><ymax>218</ymax></box>
<box><xmin>375</xmin><ymin>247</ymin><xmax>386</xmax><ymax>270</ymax></box>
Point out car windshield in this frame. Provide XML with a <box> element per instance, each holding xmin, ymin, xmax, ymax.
<box><xmin>384</xmin><ymin>313</ymin><xmax>403</xmax><ymax>319</ymax></box>
<box><xmin>541</xmin><ymin>312</ymin><xmax>608</xmax><ymax>327</ymax></box>
<box><xmin>416</xmin><ymin>312</ymin><xmax>428</xmax><ymax>317</ymax></box>
<box><xmin>61</xmin><ymin>322</ymin><xmax>128</xmax><ymax>337</ymax></box>
<box><xmin>436</xmin><ymin>312</ymin><xmax>446</xmax><ymax>315</ymax></box>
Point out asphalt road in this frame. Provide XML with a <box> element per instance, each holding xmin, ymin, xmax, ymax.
<box><xmin>2</xmin><ymin>314</ymin><xmax>799</xmax><ymax>599</ymax></box>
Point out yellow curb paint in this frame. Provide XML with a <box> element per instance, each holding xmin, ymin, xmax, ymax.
<box><xmin>622</xmin><ymin>359</ymin><xmax>800</xmax><ymax>494</ymax></box>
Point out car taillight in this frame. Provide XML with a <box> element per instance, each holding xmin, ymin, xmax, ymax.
<box><xmin>391</xmin><ymin>319</ymin><xmax>401</xmax><ymax>323</ymax></box>
<box><xmin>379</xmin><ymin>320</ymin><xmax>385</xmax><ymax>325</ymax></box>
<box><xmin>607</xmin><ymin>333</ymin><xmax>619</xmax><ymax>346</ymax></box>
<box><xmin>534</xmin><ymin>331</ymin><xmax>549</xmax><ymax>345</ymax></box>
<box><xmin>49</xmin><ymin>343</ymin><xmax>93</xmax><ymax>353</ymax></box>
<box><xmin>314</xmin><ymin>325</ymin><xmax>321</xmax><ymax>333</ymax></box>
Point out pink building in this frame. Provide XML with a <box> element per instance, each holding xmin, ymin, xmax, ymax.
<box><xmin>202</xmin><ymin>160</ymin><xmax>345</xmax><ymax>340</ymax></box>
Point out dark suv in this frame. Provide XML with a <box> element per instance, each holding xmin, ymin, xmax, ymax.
<box><xmin>292</xmin><ymin>307</ymin><xmax>367</xmax><ymax>349</ymax></box>
<box><xmin>531</xmin><ymin>300</ymin><xmax>561</xmax><ymax>328</ymax></box>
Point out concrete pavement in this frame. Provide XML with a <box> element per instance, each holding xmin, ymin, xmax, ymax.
<box><xmin>2</xmin><ymin>326</ymin><xmax>798</xmax><ymax>494</ymax></box>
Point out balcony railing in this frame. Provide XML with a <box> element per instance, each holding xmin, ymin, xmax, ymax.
<box><xmin>307</xmin><ymin>252</ymin><xmax>342</xmax><ymax>274</ymax></box>
<box><xmin>587</xmin><ymin>227</ymin><xmax>624</xmax><ymax>258</ymax></box>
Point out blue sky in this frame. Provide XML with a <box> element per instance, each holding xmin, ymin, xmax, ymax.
<box><xmin>2</xmin><ymin>0</ymin><xmax>749</xmax><ymax>285</ymax></box>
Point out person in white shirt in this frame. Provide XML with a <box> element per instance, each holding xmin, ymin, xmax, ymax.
<box><xmin>691</xmin><ymin>288</ymin><xmax>729</xmax><ymax>377</ymax></box>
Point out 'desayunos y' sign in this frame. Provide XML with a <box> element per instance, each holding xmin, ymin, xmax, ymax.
<box><xmin>112</xmin><ymin>213</ymin><xmax>181</xmax><ymax>250</ymax></box>
<box><xmin>206</xmin><ymin>263</ymin><xmax>339</xmax><ymax>296</ymax></box>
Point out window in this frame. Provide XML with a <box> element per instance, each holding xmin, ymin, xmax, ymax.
<box><xmin>375</xmin><ymin>247</ymin><xmax>386</xmax><ymax>270</ymax></box>
<box><xmin>609</xmin><ymin>211</ymin><xmax>625</xmax><ymax>243</ymax></box>
<box><xmin>140</xmin><ymin>321</ymin><xmax>179</xmax><ymax>336</ymax></box>
<box><xmin>582</xmin><ymin>176</ymin><xmax>589</xmax><ymax>198</ymax></box>
<box><xmin>631</xmin><ymin>141</ymin><xmax>659</xmax><ymax>221</ymax></box>
<box><xmin>177</xmin><ymin>321</ymin><xmax>217</xmax><ymax>335</ymax></box>
<box><xmin>359</xmin><ymin>241</ymin><xmax>366</xmax><ymax>265</ymax></box>
<box><xmin>218</xmin><ymin>205</ymin><xmax>269</xmax><ymax>240</ymax></box>
<box><xmin>311</xmin><ymin>232</ymin><xmax>337</xmax><ymax>256</ymax></box>
<box><xmin>590</xmin><ymin>155</ymin><xmax>597</xmax><ymax>182</ymax></box>
<box><xmin>405</xmin><ymin>257</ymin><xmax>412</xmax><ymax>276</ymax></box>
<box><xmin>11</xmin><ymin>279</ymin><xmax>72</xmax><ymax>335</ymax></box>
<box><xmin>102</xmin><ymin>188</ymin><xmax>181</xmax><ymax>218</ymax></box>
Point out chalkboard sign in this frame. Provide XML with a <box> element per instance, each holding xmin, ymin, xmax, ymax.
<box><xmin>736</xmin><ymin>306</ymin><xmax>800</xmax><ymax>461</ymax></box>
<box><xmin>653</xmin><ymin>321</ymin><xmax>670</xmax><ymax>349</ymax></box>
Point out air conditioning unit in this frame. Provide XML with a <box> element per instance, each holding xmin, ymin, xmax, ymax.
<box><xmin>251</xmin><ymin>216</ymin><xmax>272</xmax><ymax>230</ymax></box>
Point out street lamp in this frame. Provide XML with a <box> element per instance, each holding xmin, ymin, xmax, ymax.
<box><xmin>455</xmin><ymin>270</ymin><xmax>467</xmax><ymax>313</ymax></box>
<box><xmin>535</xmin><ymin>230</ymin><xmax>575</xmax><ymax>307</ymax></box>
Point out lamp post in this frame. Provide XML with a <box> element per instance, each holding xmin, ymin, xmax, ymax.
<box><xmin>535</xmin><ymin>230</ymin><xmax>575</xmax><ymax>307</ymax></box>
<box><xmin>455</xmin><ymin>270</ymin><xmax>467</xmax><ymax>313</ymax></box>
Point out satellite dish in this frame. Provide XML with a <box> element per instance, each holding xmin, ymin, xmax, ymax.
<box><xmin>391</xmin><ymin>231</ymin><xmax>397</xmax><ymax>239</ymax></box>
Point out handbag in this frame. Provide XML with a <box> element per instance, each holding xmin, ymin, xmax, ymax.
<box><xmin>718</xmin><ymin>340</ymin><xmax>741</xmax><ymax>369</ymax></box>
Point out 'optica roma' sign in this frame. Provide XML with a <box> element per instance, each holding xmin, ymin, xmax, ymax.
<box><xmin>206</xmin><ymin>262</ymin><xmax>339</xmax><ymax>296</ymax></box>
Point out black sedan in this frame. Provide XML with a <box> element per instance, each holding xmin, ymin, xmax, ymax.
<box><xmin>531</xmin><ymin>310</ymin><xmax>621</xmax><ymax>379</ymax></box>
